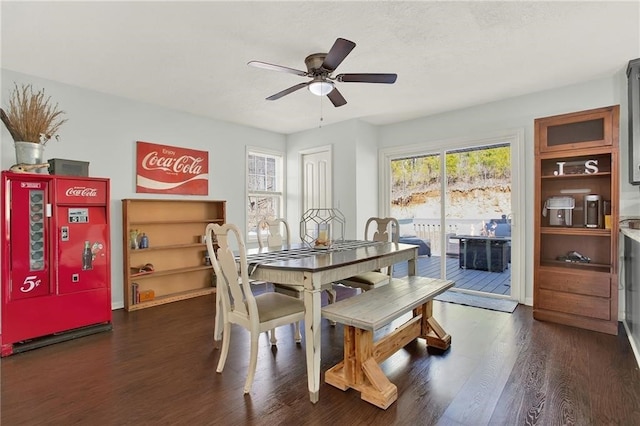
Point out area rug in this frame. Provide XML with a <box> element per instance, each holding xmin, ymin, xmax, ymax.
<box><xmin>434</xmin><ymin>291</ymin><xmax>518</xmax><ymax>313</ymax></box>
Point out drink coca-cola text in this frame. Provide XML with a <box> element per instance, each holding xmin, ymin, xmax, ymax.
<box><xmin>141</xmin><ymin>150</ymin><xmax>204</xmax><ymax>175</ymax></box>
<box><xmin>65</xmin><ymin>187</ymin><xmax>98</xmax><ymax>197</ymax></box>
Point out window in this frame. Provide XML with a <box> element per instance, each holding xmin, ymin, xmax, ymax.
<box><xmin>247</xmin><ymin>149</ymin><xmax>284</xmax><ymax>241</ymax></box>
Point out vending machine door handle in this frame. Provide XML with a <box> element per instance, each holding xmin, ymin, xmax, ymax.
<box><xmin>46</xmin><ymin>203</ymin><xmax>52</xmax><ymax>217</ymax></box>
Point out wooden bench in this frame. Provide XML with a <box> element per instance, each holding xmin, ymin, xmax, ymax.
<box><xmin>321</xmin><ymin>276</ymin><xmax>454</xmax><ymax>409</ymax></box>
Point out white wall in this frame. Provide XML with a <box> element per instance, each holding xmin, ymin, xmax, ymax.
<box><xmin>354</xmin><ymin>121</ymin><xmax>379</xmax><ymax>238</ymax></box>
<box><xmin>1</xmin><ymin>69</ymin><xmax>286</xmax><ymax>309</ymax></box>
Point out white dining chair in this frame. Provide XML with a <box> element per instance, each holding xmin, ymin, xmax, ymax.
<box><xmin>336</xmin><ymin>217</ymin><xmax>400</xmax><ymax>292</ymax></box>
<box><xmin>206</xmin><ymin>222</ymin><xmax>305</xmax><ymax>394</ymax></box>
<box><xmin>257</xmin><ymin>218</ymin><xmax>290</xmax><ymax>250</ymax></box>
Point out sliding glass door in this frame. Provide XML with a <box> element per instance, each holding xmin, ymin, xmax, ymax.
<box><xmin>388</xmin><ymin>140</ymin><xmax>515</xmax><ymax>298</ymax></box>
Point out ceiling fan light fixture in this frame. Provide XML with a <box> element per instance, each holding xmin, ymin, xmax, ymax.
<box><xmin>308</xmin><ymin>80</ymin><xmax>334</xmax><ymax>96</ymax></box>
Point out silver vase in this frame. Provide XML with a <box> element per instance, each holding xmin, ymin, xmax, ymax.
<box><xmin>14</xmin><ymin>142</ymin><xmax>47</xmax><ymax>173</ymax></box>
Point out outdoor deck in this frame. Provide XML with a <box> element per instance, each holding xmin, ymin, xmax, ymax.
<box><xmin>393</xmin><ymin>255</ymin><xmax>511</xmax><ymax>296</ymax></box>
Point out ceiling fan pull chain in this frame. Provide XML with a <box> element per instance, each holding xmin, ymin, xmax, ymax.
<box><xmin>319</xmin><ymin>94</ymin><xmax>324</xmax><ymax>128</ymax></box>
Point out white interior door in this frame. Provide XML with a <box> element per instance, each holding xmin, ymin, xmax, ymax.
<box><xmin>301</xmin><ymin>146</ymin><xmax>332</xmax><ymax>213</ymax></box>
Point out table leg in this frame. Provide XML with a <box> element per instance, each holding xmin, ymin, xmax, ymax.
<box><xmin>460</xmin><ymin>239</ymin><xmax>467</xmax><ymax>269</ymax></box>
<box><xmin>407</xmin><ymin>255</ymin><xmax>417</xmax><ymax>276</ymax></box>
<box><xmin>485</xmin><ymin>239</ymin><xmax>492</xmax><ymax>272</ymax></box>
<box><xmin>304</xmin><ymin>285</ymin><xmax>322</xmax><ymax>403</ymax></box>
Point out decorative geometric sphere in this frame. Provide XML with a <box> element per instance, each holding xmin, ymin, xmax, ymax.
<box><xmin>300</xmin><ymin>208</ymin><xmax>345</xmax><ymax>248</ymax></box>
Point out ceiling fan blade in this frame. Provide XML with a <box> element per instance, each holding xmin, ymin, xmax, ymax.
<box><xmin>266</xmin><ymin>82</ymin><xmax>310</xmax><ymax>101</ymax></box>
<box><xmin>321</xmin><ymin>38</ymin><xmax>356</xmax><ymax>71</ymax></box>
<box><xmin>248</xmin><ymin>61</ymin><xmax>307</xmax><ymax>77</ymax></box>
<box><xmin>336</xmin><ymin>73</ymin><xmax>397</xmax><ymax>84</ymax></box>
<box><xmin>327</xmin><ymin>87</ymin><xmax>347</xmax><ymax>107</ymax></box>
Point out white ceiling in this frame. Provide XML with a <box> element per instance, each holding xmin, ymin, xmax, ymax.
<box><xmin>1</xmin><ymin>1</ymin><xmax>639</xmax><ymax>135</ymax></box>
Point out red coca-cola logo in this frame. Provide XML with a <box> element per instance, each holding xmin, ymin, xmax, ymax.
<box><xmin>65</xmin><ymin>187</ymin><xmax>98</xmax><ymax>197</ymax></box>
<box><xmin>141</xmin><ymin>150</ymin><xmax>204</xmax><ymax>175</ymax></box>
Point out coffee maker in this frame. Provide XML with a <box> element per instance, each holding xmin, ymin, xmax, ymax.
<box><xmin>543</xmin><ymin>196</ymin><xmax>575</xmax><ymax>226</ymax></box>
<box><xmin>584</xmin><ymin>195</ymin><xmax>603</xmax><ymax>228</ymax></box>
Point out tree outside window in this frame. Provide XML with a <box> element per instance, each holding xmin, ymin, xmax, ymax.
<box><xmin>247</xmin><ymin>151</ymin><xmax>284</xmax><ymax>240</ymax></box>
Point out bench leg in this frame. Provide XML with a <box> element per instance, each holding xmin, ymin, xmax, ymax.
<box><xmin>325</xmin><ymin>326</ymin><xmax>398</xmax><ymax>409</ymax></box>
<box><xmin>416</xmin><ymin>300</ymin><xmax>451</xmax><ymax>350</ymax></box>
<box><xmin>361</xmin><ymin>358</ymin><xmax>397</xmax><ymax>409</ymax></box>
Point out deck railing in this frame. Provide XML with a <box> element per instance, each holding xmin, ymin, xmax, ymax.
<box><xmin>400</xmin><ymin>218</ymin><xmax>506</xmax><ymax>257</ymax></box>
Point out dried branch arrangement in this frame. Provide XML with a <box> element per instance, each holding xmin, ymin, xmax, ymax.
<box><xmin>1</xmin><ymin>83</ymin><xmax>67</xmax><ymax>144</ymax></box>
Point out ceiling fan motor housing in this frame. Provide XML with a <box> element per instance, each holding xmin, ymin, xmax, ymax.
<box><xmin>305</xmin><ymin>53</ymin><xmax>330</xmax><ymax>76</ymax></box>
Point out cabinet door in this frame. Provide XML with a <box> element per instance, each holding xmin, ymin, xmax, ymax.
<box><xmin>628</xmin><ymin>58</ymin><xmax>640</xmax><ymax>184</ymax></box>
<box><xmin>535</xmin><ymin>106</ymin><xmax>619</xmax><ymax>154</ymax></box>
<box><xmin>624</xmin><ymin>236</ymin><xmax>640</xmax><ymax>342</ymax></box>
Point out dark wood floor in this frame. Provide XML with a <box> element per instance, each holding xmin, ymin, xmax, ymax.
<box><xmin>394</xmin><ymin>255</ymin><xmax>512</xmax><ymax>295</ymax></box>
<box><xmin>2</xmin><ymin>285</ymin><xmax>639</xmax><ymax>425</ymax></box>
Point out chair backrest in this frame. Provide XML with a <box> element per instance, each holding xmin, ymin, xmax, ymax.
<box><xmin>205</xmin><ymin>223</ymin><xmax>257</xmax><ymax>325</ymax></box>
<box><xmin>364</xmin><ymin>217</ymin><xmax>400</xmax><ymax>243</ymax></box>
<box><xmin>364</xmin><ymin>217</ymin><xmax>399</xmax><ymax>277</ymax></box>
<box><xmin>257</xmin><ymin>218</ymin><xmax>291</xmax><ymax>249</ymax></box>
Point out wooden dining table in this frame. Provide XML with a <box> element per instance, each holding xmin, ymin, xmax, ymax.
<box><xmin>213</xmin><ymin>240</ymin><xmax>418</xmax><ymax>403</ymax></box>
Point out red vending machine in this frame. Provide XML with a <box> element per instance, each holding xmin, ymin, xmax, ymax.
<box><xmin>1</xmin><ymin>171</ymin><xmax>112</xmax><ymax>356</ymax></box>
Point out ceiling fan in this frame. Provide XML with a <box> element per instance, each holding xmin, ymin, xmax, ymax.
<box><xmin>248</xmin><ymin>38</ymin><xmax>397</xmax><ymax>107</ymax></box>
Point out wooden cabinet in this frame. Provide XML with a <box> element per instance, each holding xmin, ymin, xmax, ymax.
<box><xmin>122</xmin><ymin>199</ymin><xmax>225</xmax><ymax>311</ymax></box>
<box><xmin>534</xmin><ymin>105</ymin><xmax>619</xmax><ymax>335</ymax></box>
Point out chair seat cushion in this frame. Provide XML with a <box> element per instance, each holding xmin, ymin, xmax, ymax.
<box><xmin>254</xmin><ymin>292</ymin><xmax>305</xmax><ymax>322</ymax></box>
<box><xmin>341</xmin><ymin>271</ymin><xmax>390</xmax><ymax>287</ymax></box>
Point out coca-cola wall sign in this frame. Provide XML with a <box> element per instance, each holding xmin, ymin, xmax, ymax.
<box><xmin>136</xmin><ymin>141</ymin><xmax>209</xmax><ymax>195</ymax></box>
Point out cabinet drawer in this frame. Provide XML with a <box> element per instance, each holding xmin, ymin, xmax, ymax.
<box><xmin>538</xmin><ymin>269</ymin><xmax>610</xmax><ymax>297</ymax></box>
<box><xmin>536</xmin><ymin>288</ymin><xmax>610</xmax><ymax>320</ymax></box>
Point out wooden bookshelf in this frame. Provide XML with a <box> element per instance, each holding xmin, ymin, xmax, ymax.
<box><xmin>122</xmin><ymin>199</ymin><xmax>226</xmax><ymax>311</ymax></box>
